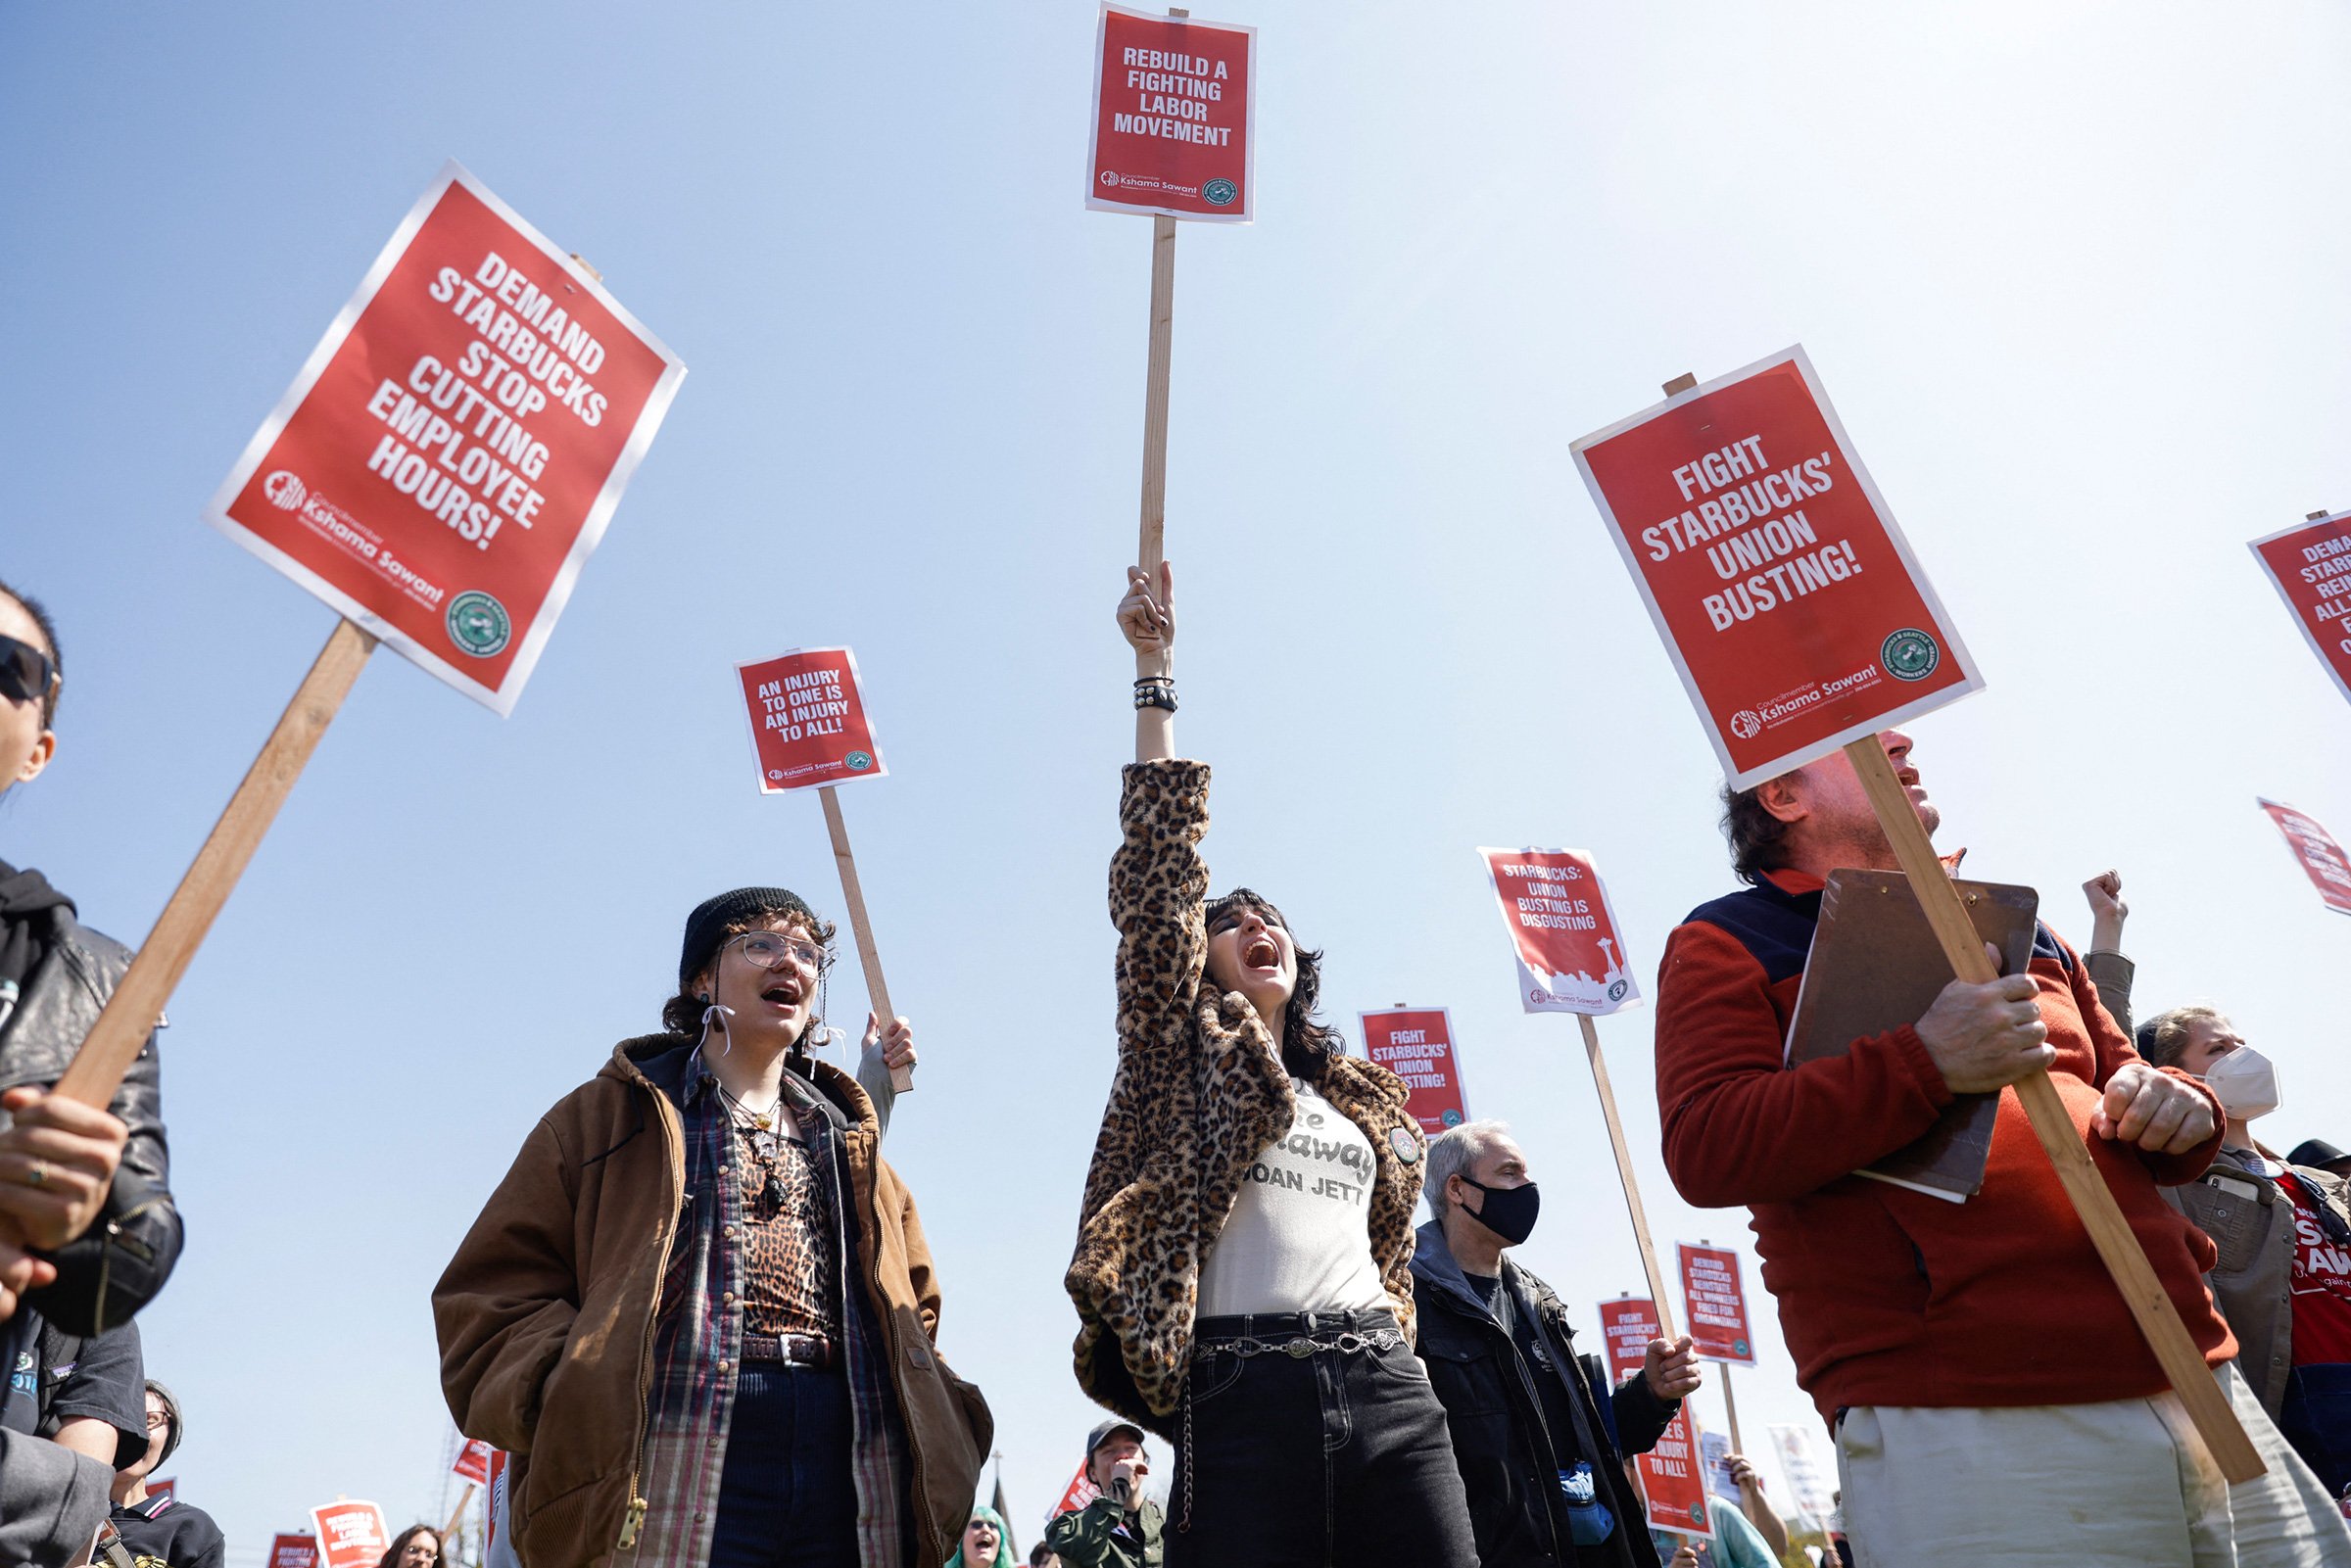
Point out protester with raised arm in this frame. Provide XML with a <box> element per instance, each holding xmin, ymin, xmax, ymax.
<box><xmin>0</xmin><ymin>579</ymin><xmax>185</xmax><ymax>1565</ymax></box>
<box><xmin>1413</xmin><ymin>1119</ymin><xmax>1697</xmax><ymax>1568</ymax></box>
<box><xmin>1653</xmin><ymin>729</ymin><xmax>2329</xmax><ymax>1565</ymax></box>
<box><xmin>1065</xmin><ymin>564</ymin><xmax>1477</xmax><ymax>1566</ymax></box>
<box><xmin>436</xmin><ymin>886</ymin><xmax>990</xmax><ymax>1568</ymax></box>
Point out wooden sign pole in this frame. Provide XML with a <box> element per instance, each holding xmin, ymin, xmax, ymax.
<box><xmin>440</xmin><ymin>1483</ymin><xmax>475</xmax><ymax>1545</ymax></box>
<box><xmin>1136</xmin><ymin>213</ymin><xmax>1177</xmax><ymax>577</ymax></box>
<box><xmin>1133</xmin><ymin>5</ymin><xmax>1188</xmax><ymax>577</ymax></box>
<box><xmin>54</xmin><ymin>618</ymin><xmax>375</xmax><ymax>1108</ymax></box>
<box><xmin>1843</xmin><ymin>736</ymin><xmax>2263</xmax><ymax>1481</ymax></box>
<box><xmin>818</xmin><ymin>784</ymin><xmax>913</xmax><ymax>1093</ymax></box>
<box><xmin>1719</xmin><ymin>1363</ymin><xmax>1746</xmax><ymax>1455</ymax></box>
<box><xmin>1577</xmin><ymin>1012</ymin><xmax>1678</xmax><ymax>1341</ymax></box>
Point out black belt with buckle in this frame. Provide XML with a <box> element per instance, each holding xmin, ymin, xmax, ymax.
<box><xmin>742</xmin><ymin>1331</ymin><xmax>836</xmax><ymax>1369</ymax></box>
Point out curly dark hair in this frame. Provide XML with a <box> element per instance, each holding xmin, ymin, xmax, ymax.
<box><xmin>1720</xmin><ymin>781</ymin><xmax>1796</xmax><ymax>886</ymax></box>
<box><xmin>376</xmin><ymin>1526</ymin><xmax>442</xmax><ymax>1568</ymax></box>
<box><xmin>658</xmin><ymin>904</ymin><xmax>841</xmax><ymax>1050</ymax></box>
<box><xmin>1205</xmin><ymin>887</ymin><xmax>1347</xmax><ymax>1074</ymax></box>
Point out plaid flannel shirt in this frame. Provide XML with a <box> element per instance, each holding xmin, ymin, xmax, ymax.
<box><xmin>620</xmin><ymin>1051</ymin><xmax>911</xmax><ymax>1568</ymax></box>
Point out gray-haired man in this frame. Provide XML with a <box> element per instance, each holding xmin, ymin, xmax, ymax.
<box><xmin>1412</xmin><ymin>1119</ymin><xmax>1701</xmax><ymax>1568</ymax></box>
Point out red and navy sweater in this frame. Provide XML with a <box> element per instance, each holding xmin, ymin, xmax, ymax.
<box><xmin>1654</xmin><ymin>869</ymin><xmax>2234</xmax><ymax>1420</ymax></box>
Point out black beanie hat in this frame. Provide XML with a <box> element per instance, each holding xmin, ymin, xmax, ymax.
<box><xmin>145</xmin><ymin>1379</ymin><xmax>183</xmax><ymax>1466</ymax></box>
<box><xmin>679</xmin><ymin>887</ymin><xmax>819</xmax><ymax>989</ymax></box>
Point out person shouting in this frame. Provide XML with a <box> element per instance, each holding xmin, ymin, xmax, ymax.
<box><xmin>436</xmin><ymin>887</ymin><xmax>991</xmax><ymax>1568</ymax></box>
<box><xmin>944</xmin><ymin>1505</ymin><xmax>1012</xmax><ymax>1568</ymax></box>
<box><xmin>1064</xmin><ymin>563</ymin><xmax>1477</xmax><ymax>1566</ymax></box>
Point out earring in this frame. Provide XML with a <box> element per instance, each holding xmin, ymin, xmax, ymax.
<box><xmin>697</xmin><ymin>993</ymin><xmax>709</xmax><ymax>1003</ymax></box>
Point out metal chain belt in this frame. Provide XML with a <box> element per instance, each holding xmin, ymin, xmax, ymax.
<box><xmin>1195</xmin><ymin>1327</ymin><xmax>1404</xmax><ymax>1358</ymax></box>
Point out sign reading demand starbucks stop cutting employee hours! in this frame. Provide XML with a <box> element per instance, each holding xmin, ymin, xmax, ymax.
<box><xmin>207</xmin><ymin>160</ymin><xmax>686</xmax><ymax>715</ymax></box>
<box><xmin>1572</xmin><ymin>346</ymin><xmax>1982</xmax><ymax>787</ymax></box>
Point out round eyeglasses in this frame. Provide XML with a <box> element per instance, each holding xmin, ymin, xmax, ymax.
<box><xmin>728</xmin><ymin>931</ymin><xmax>831</xmax><ymax>974</ymax></box>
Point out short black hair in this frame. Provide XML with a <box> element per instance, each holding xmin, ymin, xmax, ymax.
<box><xmin>0</xmin><ymin>576</ymin><xmax>62</xmax><ymax>728</ymax></box>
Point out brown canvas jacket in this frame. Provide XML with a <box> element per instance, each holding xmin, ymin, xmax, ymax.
<box><xmin>433</xmin><ymin>1035</ymin><xmax>990</xmax><ymax>1568</ymax></box>
<box><xmin>1065</xmin><ymin>759</ymin><xmax>1427</xmax><ymax>1436</ymax></box>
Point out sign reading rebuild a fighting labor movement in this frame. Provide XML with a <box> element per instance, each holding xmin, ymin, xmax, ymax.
<box><xmin>737</xmin><ymin>646</ymin><xmax>887</xmax><ymax>792</ymax></box>
<box><xmin>1359</xmin><ymin>1008</ymin><xmax>1467</xmax><ymax>1134</ymax></box>
<box><xmin>1087</xmin><ymin>4</ymin><xmax>1256</xmax><ymax>220</ymax></box>
<box><xmin>1598</xmin><ymin>1297</ymin><xmax>1712</xmax><ymax>1541</ymax></box>
<box><xmin>1477</xmin><ymin>847</ymin><xmax>1640</xmax><ymax>1016</ymax></box>
<box><xmin>308</xmin><ymin>1501</ymin><xmax>389</xmax><ymax>1568</ymax></box>
<box><xmin>2259</xmin><ymin>798</ymin><xmax>2351</xmax><ymax>917</ymax></box>
<box><xmin>1571</xmin><ymin>347</ymin><xmax>1982</xmax><ymax>787</ymax></box>
<box><xmin>1677</xmin><ymin>1242</ymin><xmax>1758</xmax><ymax>1365</ymax></box>
<box><xmin>208</xmin><ymin>161</ymin><xmax>686</xmax><ymax>715</ymax></box>
<box><xmin>267</xmin><ymin>1535</ymin><xmax>320</xmax><ymax>1568</ymax></box>
<box><xmin>2250</xmin><ymin>509</ymin><xmax>2351</xmax><ymax>708</ymax></box>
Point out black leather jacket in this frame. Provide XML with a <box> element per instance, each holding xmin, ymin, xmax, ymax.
<box><xmin>1413</xmin><ymin>1220</ymin><xmax>1676</xmax><ymax>1568</ymax></box>
<box><xmin>1</xmin><ymin>902</ymin><xmax>182</xmax><ymax>1334</ymax></box>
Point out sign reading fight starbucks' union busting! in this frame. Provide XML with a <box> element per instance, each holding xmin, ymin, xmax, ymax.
<box><xmin>1571</xmin><ymin>346</ymin><xmax>1983</xmax><ymax>788</ymax></box>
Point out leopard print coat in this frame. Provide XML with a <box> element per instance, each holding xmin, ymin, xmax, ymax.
<box><xmin>1064</xmin><ymin>758</ymin><xmax>1427</xmax><ymax>1437</ymax></box>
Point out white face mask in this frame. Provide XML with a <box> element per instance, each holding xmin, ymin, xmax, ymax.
<box><xmin>2203</xmin><ymin>1047</ymin><xmax>2281</xmax><ymax>1121</ymax></box>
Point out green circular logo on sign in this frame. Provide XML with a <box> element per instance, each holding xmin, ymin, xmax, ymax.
<box><xmin>1734</xmin><ymin>1338</ymin><xmax>1752</xmax><ymax>1359</ymax></box>
<box><xmin>1881</xmin><ymin>628</ymin><xmax>1940</xmax><ymax>682</ymax></box>
<box><xmin>845</xmin><ymin>750</ymin><xmax>875</xmax><ymax>772</ymax></box>
<box><xmin>1607</xmin><ymin>979</ymin><xmax>1629</xmax><ymax>1002</ymax></box>
<box><xmin>447</xmin><ymin>592</ymin><xmax>511</xmax><ymax>658</ymax></box>
<box><xmin>1203</xmin><ymin>177</ymin><xmax>1238</xmax><ymax>207</ymax></box>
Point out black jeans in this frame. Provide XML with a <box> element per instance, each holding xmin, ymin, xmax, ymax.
<box><xmin>710</xmin><ymin>1362</ymin><xmax>860</xmax><ymax>1568</ymax></box>
<box><xmin>1168</xmin><ymin>1309</ymin><xmax>1479</xmax><ymax>1568</ymax></box>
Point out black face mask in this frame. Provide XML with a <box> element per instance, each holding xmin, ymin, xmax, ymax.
<box><xmin>1459</xmin><ymin>1177</ymin><xmax>1541</xmax><ymax>1246</ymax></box>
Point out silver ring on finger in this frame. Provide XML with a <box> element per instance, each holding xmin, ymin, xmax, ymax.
<box><xmin>24</xmin><ymin>1160</ymin><xmax>47</xmax><ymax>1189</ymax></box>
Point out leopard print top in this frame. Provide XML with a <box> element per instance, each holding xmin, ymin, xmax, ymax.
<box><xmin>1063</xmin><ymin>758</ymin><xmax>1426</xmax><ymax>1436</ymax></box>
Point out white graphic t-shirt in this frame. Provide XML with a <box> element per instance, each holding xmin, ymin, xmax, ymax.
<box><xmin>1197</xmin><ymin>1076</ymin><xmax>1389</xmax><ymax>1317</ymax></box>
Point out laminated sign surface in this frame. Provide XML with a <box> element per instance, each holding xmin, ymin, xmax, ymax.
<box><xmin>1087</xmin><ymin>4</ymin><xmax>1256</xmax><ymax>220</ymax></box>
<box><xmin>1572</xmin><ymin>347</ymin><xmax>1981</xmax><ymax>787</ymax></box>
<box><xmin>2250</xmin><ymin>508</ymin><xmax>2351</xmax><ymax>708</ymax></box>
<box><xmin>208</xmin><ymin>161</ymin><xmax>686</xmax><ymax>714</ymax></box>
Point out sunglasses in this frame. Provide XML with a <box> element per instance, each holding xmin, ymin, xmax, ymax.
<box><xmin>0</xmin><ymin>634</ymin><xmax>56</xmax><ymax>713</ymax></box>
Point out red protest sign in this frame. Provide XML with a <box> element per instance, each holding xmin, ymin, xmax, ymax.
<box><xmin>453</xmin><ymin>1436</ymin><xmax>493</xmax><ymax>1484</ymax></box>
<box><xmin>2259</xmin><ymin>798</ymin><xmax>2351</xmax><ymax>917</ymax></box>
<box><xmin>737</xmin><ymin>647</ymin><xmax>886</xmax><ymax>792</ymax></box>
<box><xmin>308</xmin><ymin>1500</ymin><xmax>390</xmax><ymax>1568</ymax></box>
<box><xmin>268</xmin><ymin>1535</ymin><xmax>320</xmax><ymax>1568</ymax></box>
<box><xmin>1477</xmin><ymin>847</ymin><xmax>1640</xmax><ymax>1016</ymax></box>
<box><xmin>1677</xmin><ymin>1242</ymin><xmax>1758</xmax><ymax>1366</ymax></box>
<box><xmin>1087</xmin><ymin>4</ymin><xmax>1256</xmax><ymax>221</ymax></box>
<box><xmin>1053</xmin><ymin>1458</ymin><xmax>1102</xmax><ymax>1520</ymax></box>
<box><xmin>208</xmin><ymin>161</ymin><xmax>685</xmax><ymax>715</ymax></box>
<box><xmin>1597</xmin><ymin>1297</ymin><xmax>1713</xmax><ymax>1541</ymax></box>
<box><xmin>1360</xmin><ymin>1008</ymin><xmax>1467</xmax><ymax>1134</ymax></box>
<box><xmin>1572</xmin><ymin>347</ymin><xmax>1983</xmax><ymax>788</ymax></box>
<box><xmin>2251</xmin><ymin>510</ymin><xmax>2351</xmax><ymax>708</ymax></box>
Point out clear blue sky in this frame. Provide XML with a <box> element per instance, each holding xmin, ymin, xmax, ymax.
<box><xmin>8</xmin><ymin>3</ymin><xmax>2351</xmax><ymax>1560</ymax></box>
